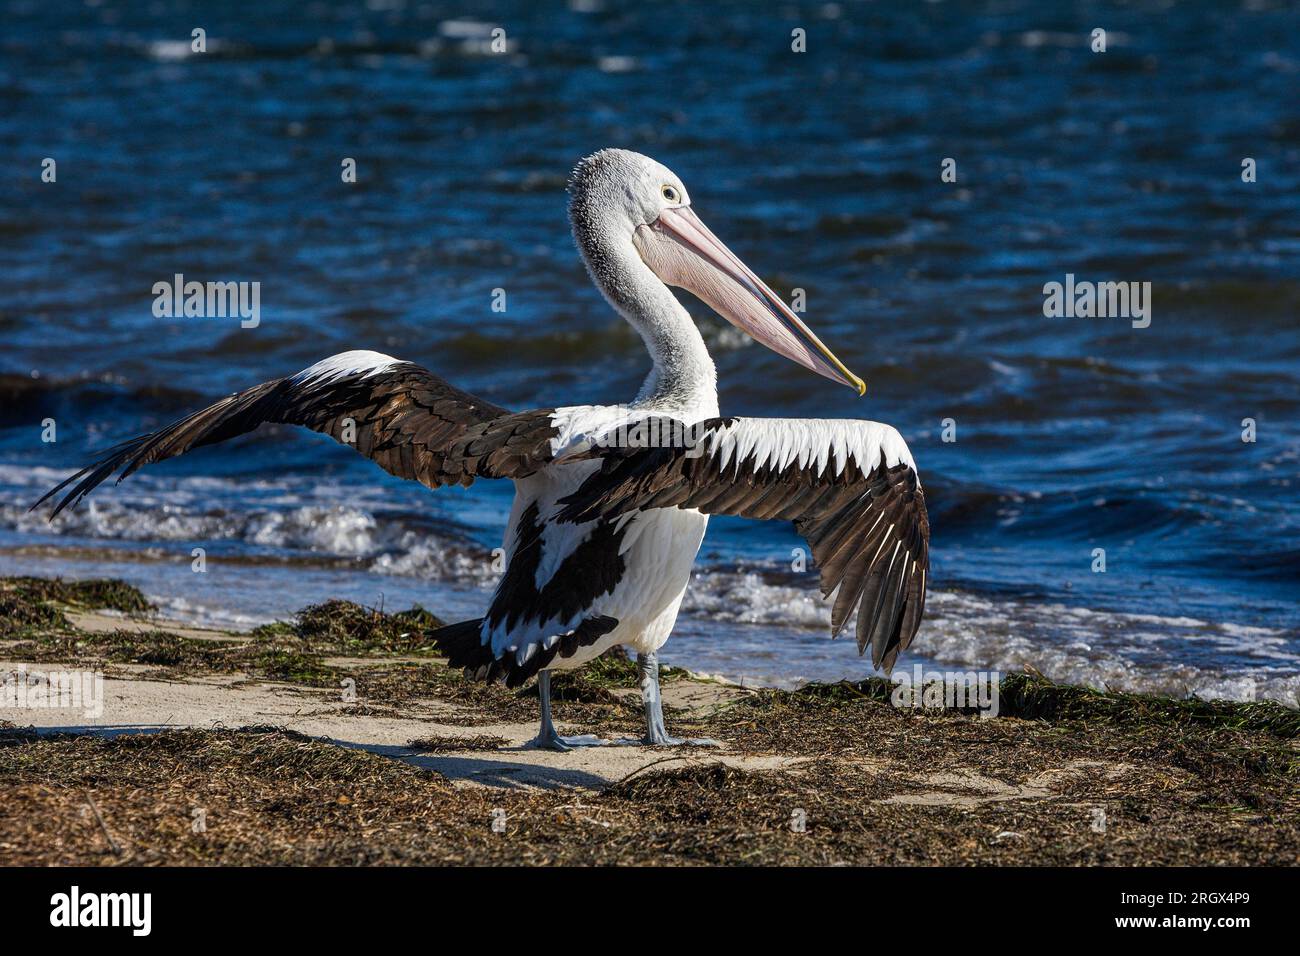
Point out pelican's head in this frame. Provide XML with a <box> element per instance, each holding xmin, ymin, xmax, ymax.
<box><xmin>568</xmin><ymin>148</ymin><xmax>865</xmax><ymax>395</ymax></box>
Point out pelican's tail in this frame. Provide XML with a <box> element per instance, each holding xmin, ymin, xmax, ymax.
<box><xmin>431</xmin><ymin>618</ymin><xmax>500</xmax><ymax>680</ymax></box>
<box><xmin>431</xmin><ymin>615</ymin><xmax>618</xmax><ymax>688</ymax></box>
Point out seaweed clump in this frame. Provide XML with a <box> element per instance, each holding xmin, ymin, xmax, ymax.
<box><xmin>252</xmin><ymin>600</ymin><xmax>445</xmax><ymax>655</ymax></box>
<box><xmin>0</xmin><ymin>576</ymin><xmax>152</xmax><ymax>637</ymax></box>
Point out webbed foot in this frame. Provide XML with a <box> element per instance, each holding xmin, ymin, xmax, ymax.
<box><xmin>528</xmin><ymin>730</ymin><xmax>611</xmax><ymax>752</ymax></box>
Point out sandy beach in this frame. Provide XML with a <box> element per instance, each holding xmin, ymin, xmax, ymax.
<box><xmin>1</xmin><ymin>575</ymin><xmax>1296</xmax><ymax>866</ymax></box>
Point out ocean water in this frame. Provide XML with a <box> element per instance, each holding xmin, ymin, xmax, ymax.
<box><xmin>2</xmin><ymin>1</ymin><xmax>1298</xmax><ymax>704</ymax></box>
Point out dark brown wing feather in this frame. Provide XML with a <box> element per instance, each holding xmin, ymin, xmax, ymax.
<box><xmin>34</xmin><ymin>360</ymin><xmax>558</xmax><ymax>517</ymax></box>
<box><xmin>557</xmin><ymin>419</ymin><xmax>930</xmax><ymax>672</ymax></box>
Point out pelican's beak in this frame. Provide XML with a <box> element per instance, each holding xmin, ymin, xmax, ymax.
<box><xmin>635</xmin><ymin>205</ymin><xmax>866</xmax><ymax>395</ymax></box>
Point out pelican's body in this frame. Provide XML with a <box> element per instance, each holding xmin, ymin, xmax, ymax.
<box><xmin>500</xmin><ymin>423</ymin><xmax>710</xmax><ymax>667</ymax></box>
<box><xmin>39</xmin><ymin>149</ymin><xmax>930</xmax><ymax>749</ymax></box>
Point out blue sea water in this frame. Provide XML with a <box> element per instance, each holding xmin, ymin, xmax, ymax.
<box><xmin>1</xmin><ymin>0</ymin><xmax>1298</xmax><ymax>702</ymax></box>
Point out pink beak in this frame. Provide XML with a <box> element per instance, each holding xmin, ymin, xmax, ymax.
<box><xmin>634</xmin><ymin>205</ymin><xmax>866</xmax><ymax>395</ymax></box>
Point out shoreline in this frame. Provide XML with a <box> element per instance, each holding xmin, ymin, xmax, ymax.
<box><xmin>4</xmin><ymin>545</ymin><xmax>1296</xmax><ymax>707</ymax></box>
<box><xmin>1</xmin><ymin>575</ymin><xmax>1297</xmax><ymax>865</ymax></box>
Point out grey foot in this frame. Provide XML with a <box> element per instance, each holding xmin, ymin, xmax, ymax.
<box><xmin>634</xmin><ymin>651</ymin><xmax>722</xmax><ymax>747</ymax></box>
<box><xmin>533</xmin><ymin>670</ymin><xmax>610</xmax><ymax>751</ymax></box>
<box><xmin>528</xmin><ymin>730</ymin><xmax>611</xmax><ymax>752</ymax></box>
<box><xmin>613</xmin><ymin>734</ymin><xmax>723</xmax><ymax>748</ymax></box>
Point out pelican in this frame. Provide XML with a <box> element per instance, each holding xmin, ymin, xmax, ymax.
<box><xmin>36</xmin><ymin>149</ymin><xmax>930</xmax><ymax>750</ymax></box>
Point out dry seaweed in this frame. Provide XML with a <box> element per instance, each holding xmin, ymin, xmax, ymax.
<box><xmin>2</xmin><ymin>575</ymin><xmax>1297</xmax><ymax>866</ymax></box>
<box><xmin>998</xmin><ymin>671</ymin><xmax>1300</xmax><ymax>739</ymax></box>
<box><xmin>251</xmin><ymin>599</ymin><xmax>445</xmax><ymax>655</ymax></box>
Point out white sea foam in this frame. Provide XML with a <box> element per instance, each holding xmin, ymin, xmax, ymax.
<box><xmin>684</xmin><ymin>569</ymin><xmax>1299</xmax><ymax>705</ymax></box>
<box><xmin>2</xmin><ymin>466</ymin><xmax>497</xmax><ymax>583</ymax></box>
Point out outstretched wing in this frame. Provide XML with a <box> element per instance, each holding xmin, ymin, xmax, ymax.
<box><xmin>557</xmin><ymin>417</ymin><xmax>930</xmax><ymax>671</ymax></box>
<box><xmin>35</xmin><ymin>350</ymin><xmax>560</xmax><ymax>516</ymax></box>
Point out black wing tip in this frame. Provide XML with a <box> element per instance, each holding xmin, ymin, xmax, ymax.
<box><xmin>829</xmin><ymin>568</ymin><xmax>924</xmax><ymax>673</ymax></box>
<box><xmin>30</xmin><ymin>468</ymin><xmax>91</xmax><ymax>519</ymax></box>
<box><xmin>30</xmin><ymin>434</ymin><xmax>156</xmax><ymax>520</ymax></box>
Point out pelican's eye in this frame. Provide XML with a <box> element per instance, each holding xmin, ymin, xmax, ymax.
<box><xmin>661</xmin><ymin>184</ymin><xmax>680</xmax><ymax>203</ymax></box>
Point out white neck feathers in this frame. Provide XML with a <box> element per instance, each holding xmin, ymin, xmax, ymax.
<box><xmin>570</xmin><ymin>209</ymin><xmax>718</xmax><ymax>418</ymax></box>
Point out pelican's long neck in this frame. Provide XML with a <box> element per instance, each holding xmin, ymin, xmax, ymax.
<box><xmin>573</xmin><ymin>221</ymin><xmax>718</xmax><ymax>417</ymax></box>
<box><xmin>622</xmin><ymin>281</ymin><xmax>718</xmax><ymax>415</ymax></box>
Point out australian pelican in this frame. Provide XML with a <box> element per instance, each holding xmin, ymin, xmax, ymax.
<box><xmin>37</xmin><ymin>149</ymin><xmax>930</xmax><ymax>750</ymax></box>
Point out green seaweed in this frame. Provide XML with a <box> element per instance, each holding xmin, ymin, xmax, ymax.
<box><xmin>998</xmin><ymin>672</ymin><xmax>1300</xmax><ymax>739</ymax></box>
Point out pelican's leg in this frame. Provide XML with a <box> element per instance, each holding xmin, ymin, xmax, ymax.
<box><xmin>530</xmin><ymin>670</ymin><xmax>609</xmax><ymax>751</ymax></box>
<box><xmin>637</xmin><ymin>651</ymin><xmax>719</xmax><ymax>747</ymax></box>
